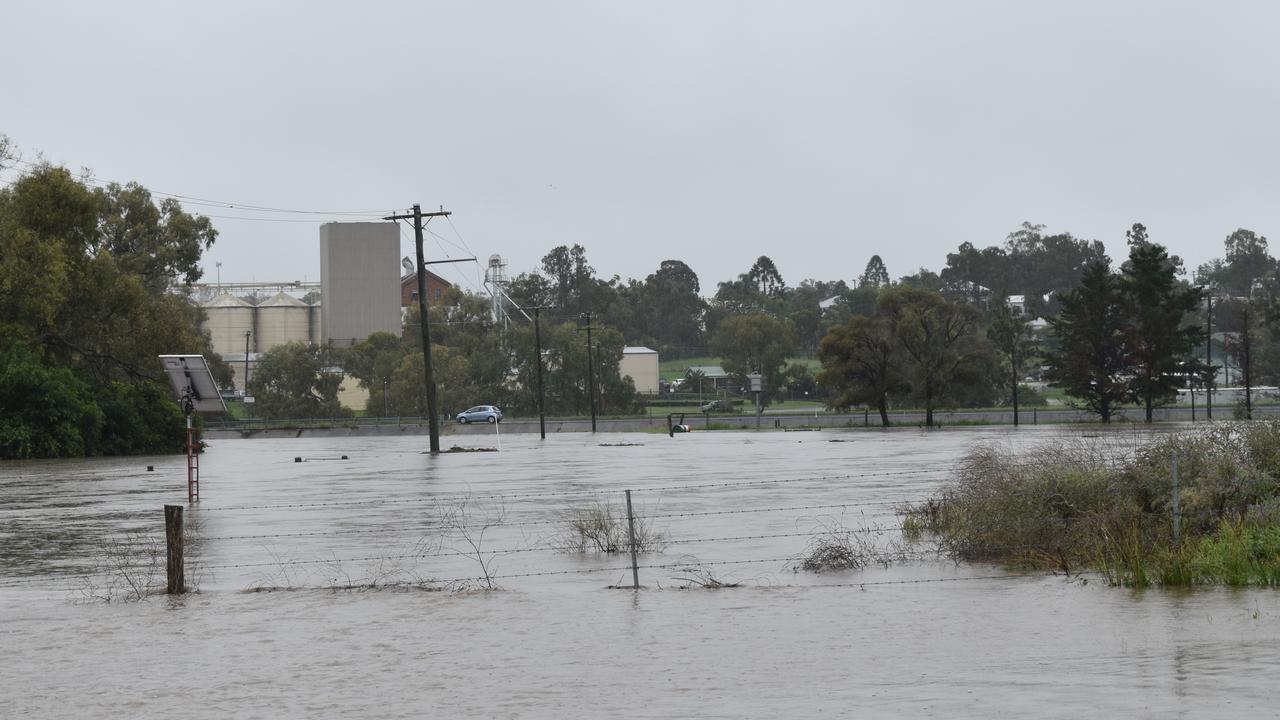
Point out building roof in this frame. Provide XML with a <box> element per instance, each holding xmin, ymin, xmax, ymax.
<box><xmin>399</xmin><ymin>269</ymin><xmax>453</xmax><ymax>288</ymax></box>
<box><xmin>687</xmin><ymin>365</ymin><xmax>728</xmax><ymax>378</ymax></box>
<box><xmin>623</xmin><ymin>346</ymin><xmax>657</xmax><ymax>355</ymax></box>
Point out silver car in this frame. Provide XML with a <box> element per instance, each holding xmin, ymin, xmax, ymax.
<box><xmin>456</xmin><ymin>405</ymin><xmax>503</xmax><ymax>424</ymax></box>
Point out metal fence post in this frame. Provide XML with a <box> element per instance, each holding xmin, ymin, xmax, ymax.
<box><xmin>625</xmin><ymin>489</ymin><xmax>640</xmax><ymax>589</ymax></box>
<box><xmin>1171</xmin><ymin>452</ymin><xmax>1180</xmax><ymax>545</ymax></box>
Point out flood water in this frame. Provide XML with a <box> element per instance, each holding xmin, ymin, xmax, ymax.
<box><xmin>3</xmin><ymin>426</ymin><xmax>1278</xmax><ymax>718</ymax></box>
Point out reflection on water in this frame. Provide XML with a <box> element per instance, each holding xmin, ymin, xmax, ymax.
<box><xmin>3</xmin><ymin>427</ymin><xmax>1278</xmax><ymax>718</ymax></box>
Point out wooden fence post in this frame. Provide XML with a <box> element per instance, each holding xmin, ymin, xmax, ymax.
<box><xmin>165</xmin><ymin>504</ymin><xmax>185</xmax><ymax>594</ymax></box>
<box><xmin>625</xmin><ymin>490</ymin><xmax>640</xmax><ymax>589</ymax></box>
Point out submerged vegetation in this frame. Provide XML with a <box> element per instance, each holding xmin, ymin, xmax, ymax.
<box><xmin>556</xmin><ymin>501</ymin><xmax>666</xmax><ymax>554</ymax></box>
<box><xmin>904</xmin><ymin>422</ymin><xmax>1280</xmax><ymax>587</ymax></box>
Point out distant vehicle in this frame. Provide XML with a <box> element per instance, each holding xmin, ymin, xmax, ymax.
<box><xmin>700</xmin><ymin>399</ymin><xmax>733</xmax><ymax>413</ymax></box>
<box><xmin>456</xmin><ymin>405</ymin><xmax>503</xmax><ymax>424</ymax></box>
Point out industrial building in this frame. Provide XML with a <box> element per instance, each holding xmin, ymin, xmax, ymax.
<box><xmin>620</xmin><ymin>346</ymin><xmax>660</xmax><ymax>395</ymax></box>
<box><xmin>195</xmin><ymin>221</ymin><xmax>450</xmax><ymax>407</ymax></box>
<box><xmin>319</xmin><ymin>222</ymin><xmax>402</xmax><ymax>348</ymax></box>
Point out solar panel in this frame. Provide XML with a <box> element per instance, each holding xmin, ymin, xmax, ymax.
<box><xmin>159</xmin><ymin>355</ymin><xmax>228</xmax><ymax>414</ymax></box>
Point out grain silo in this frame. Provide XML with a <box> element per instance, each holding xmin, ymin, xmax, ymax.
<box><xmin>257</xmin><ymin>291</ymin><xmax>312</xmax><ymax>350</ymax></box>
<box><xmin>202</xmin><ymin>293</ymin><xmax>254</xmax><ymax>357</ymax></box>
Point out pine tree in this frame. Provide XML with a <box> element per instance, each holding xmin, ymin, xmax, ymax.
<box><xmin>1120</xmin><ymin>240</ymin><xmax>1205</xmax><ymax>422</ymax></box>
<box><xmin>1045</xmin><ymin>260</ymin><xmax>1130</xmax><ymax>423</ymax></box>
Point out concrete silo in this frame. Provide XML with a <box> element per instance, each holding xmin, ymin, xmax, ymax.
<box><xmin>257</xmin><ymin>291</ymin><xmax>312</xmax><ymax>350</ymax></box>
<box><xmin>202</xmin><ymin>293</ymin><xmax>254</xmax><ymax>357</ymax></box>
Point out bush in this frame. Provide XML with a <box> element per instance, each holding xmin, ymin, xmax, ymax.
<box><xmin>556</xmin><ymin>501</ymin><xmax>666</xmax><ymax>553</ymax></box>
<box><xmin>904</xmin><ymin>422</ymin><xmax>1280</xmax><ymax>585</ymax></box>
<box><xmin>0</xmin><ymin>346</ymin><xmax>103</xmax><ymax>459</ymax></box>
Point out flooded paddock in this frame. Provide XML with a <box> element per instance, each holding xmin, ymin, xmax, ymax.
<box><xmin>3</xmin><ymin>426</ymin><xmax>1278</xmax><ymax>718</ymax></box>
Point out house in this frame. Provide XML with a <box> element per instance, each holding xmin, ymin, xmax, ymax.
<box><xmin>684</xmin><ymin>365</ymin><xmax>731</xmax><ymax>392</ymax></box>
<box><xmin>400</xmin><ymin>268</ymin><xmax>454</xmax><ymax>307</ymax></box>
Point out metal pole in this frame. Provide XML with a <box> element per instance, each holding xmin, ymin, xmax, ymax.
<box><xmin>383</xmin><ymin>379</ymin><xmax>388</xmax><ymax>418</ymax></box>
<box><xmin>186</xmin><ymin>416</ymin><xmax>195</xmax><ymax>503</ymax></box>
<box><xmin>534</xmin><ymin>307</ymin><xmax>546</xmax><ymax>439</ymax></box>
<box><xmin>625</xmin><ymin>489</ymin><xmax>640</xmax><ymax>589</ymax></box>
<box><xmin>1171</xmin><ymin>452</ymin><xmax>1181</xmax><ymax>545</ymax></box>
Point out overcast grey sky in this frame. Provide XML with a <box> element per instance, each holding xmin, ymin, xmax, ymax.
<box><xmin>3</xmin><ymin>1</ymin><xmax>1276</xmax><ymax>293</ymax></box>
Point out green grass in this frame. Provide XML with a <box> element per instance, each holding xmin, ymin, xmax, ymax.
<box><xmin>659</xmin><ymin>356</ymin><xmax>822</xmax><ymax>382</ymax></box>
<box><xmin>905</xmin><ymin>422</ymin><xmax>1280</xmax><ymax>587</ymax></box>
<box><xmin>659</xmin><ymin>356</ymin><xmax>719</xmax><ymax>381</ymax></box>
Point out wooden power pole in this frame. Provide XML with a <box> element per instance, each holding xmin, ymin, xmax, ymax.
<box><xmin>384</xmin><ymin>204</ymin><xmax>453</xmax><ymax>453</ymax></box>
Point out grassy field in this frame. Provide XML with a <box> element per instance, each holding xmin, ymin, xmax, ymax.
<box><xmin>659</xmin><ymin>356</ymin><xmax>821</xmax><ymax>381</ymax></box>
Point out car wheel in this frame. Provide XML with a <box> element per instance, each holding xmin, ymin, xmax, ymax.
<box><xmin>459</xmin><ymin>417</ymin><xmax>468</xmax><ymax>424</ymax></box>
<box><xmin>487</xmin><ymin>415</ymin><xmax>496</xmax><ymax>423</ymax></box>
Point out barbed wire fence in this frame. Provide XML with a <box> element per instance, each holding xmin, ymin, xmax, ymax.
<box><xmin>0</xmin><ymin>462</ymin><xmax>1106</xmax><ymax>596</ymax></box>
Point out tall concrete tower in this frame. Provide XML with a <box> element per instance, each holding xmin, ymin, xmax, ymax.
<box><xmin>319</xmin><ymin>222</ymin><xmax>401</xmax><ymax>347</ymax></box>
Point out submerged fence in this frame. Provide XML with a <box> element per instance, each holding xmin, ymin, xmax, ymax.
<box><xmin>0</xmin><ymin>457</ymin><xmax>1172</xmax><ymax>598</ymax></box>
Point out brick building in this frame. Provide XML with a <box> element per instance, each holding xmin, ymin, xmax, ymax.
<box><xmin>400</xmin><ymin>269</ymin><xmax>453</xmax><ymax>307</ymax></box>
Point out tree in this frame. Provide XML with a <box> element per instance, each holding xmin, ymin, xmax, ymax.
<box><xmin>1120</xmin><ymin>237</ymin><xmax>1205</xmax><ymax>422</ymax></box>
<box><xmin>0</xmin><ymin>159</ymin><xmax>221</xmax><ymax>457</ymax></box>
<box><xmin>1196</xmin><ymin>229</ymin><xmax>1277</xmax><ymax>298</ymax></box>
<box><xmin>987</xmin><ymin>301</ymin><xmax>1037</xmax><ymax>425</ymax></box>
<box><xmin>1044</xmin><ymin>259</ymin><xmax>1130</xmax><ymax>423</ymax></box>
<box><xmin>683</xmin><ymin>367</ymin><xmax>708</xmax><ymax>401</ymax></box>
<box><xmin>817</xmin><ymin>315</ymin><xmax>904</xmax><ymax>426</ymax></box>
<box><xmin>747</xmin><ymin>256</ymin><xmax>786</xmax><ymax>297</ymax></box>
<box><xmin>249</xmin><ymin>342</ymin><xmax>350</xmax><ymax>419</ymax></box>
<box><xmin>858</xmin><ymin>255</ymin><xmax>890</xmax><ymax>288</ymax></box>
<box><xmin>709</xmin><ymin>312</ymin><xmax>796</xmax><ymax>402</ymax></box>
<box><xmin>897</xmin><ymin>268</ymin><xmax>945</xmax><ymax>293</ymax></box>
<box><xmin>344</xmin><ymin>331</ymin><xmax>408</xmax><ymax>415</ymax></box>
<box><xmin>95</xmin><ymin>182</ymin><xmax>217</xmax><ymax>291</ymax></box>
<box><xmin>938</xmin><ymin>222</ymin><xmax>1107</xmax><ymax>318</ymax></box>
<box><xmin>877</xmin><ymin>287</ymin><xmax>990</xmax><ymax>427</ymax></box>
<box><xmin>642</xmin><ymin>260</ymin><xmax>706</xmax><ymax>357</ymax></box>
<box><xmin>0</xmin><ymin>346</ymin><xmax>103</xmax><ymax>459</ymax></box>
<box><xmin>1220</xmin><ymin>296</ymin><xmax>1261</xmax><ymax>419</ymax></box>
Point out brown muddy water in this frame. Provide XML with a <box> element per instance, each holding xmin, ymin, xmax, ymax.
<box><xmin>2</xmin><ymin>426</ymin><xmax>1278</xmax><ymax>718</ymax></box>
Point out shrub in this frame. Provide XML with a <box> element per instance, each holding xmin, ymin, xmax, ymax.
<box><xmin>904</xmin><ymin>422</ymin><xmax>1280</xmax><ymax>585</ymax></box>
<box><xmin>557</xmin><ymin>501</ymin><xmax>666</xmax><ymax>553</ymax></box>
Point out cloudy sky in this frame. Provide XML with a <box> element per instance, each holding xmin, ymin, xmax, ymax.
<box><xmin>3</xmin><ymin>1</ymin><xmax>1276</xmax><ymax>293</ymax></box>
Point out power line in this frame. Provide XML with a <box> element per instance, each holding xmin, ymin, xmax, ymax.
<box><xmin>8</xmin><ymin>157</ymin><xmax>394</xmax><ymax>218</ymax></box>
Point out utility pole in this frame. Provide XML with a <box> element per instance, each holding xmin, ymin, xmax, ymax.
<box><xmin>578</xmin><ymin>313</ymin><xmax>597</xmax><ymax>432</ymax></box>
<box><xmin>1242</xmin><ymin>303</ymin><xmax>1253</xmax><ymax>420</ymax></box>
<box><xmin>243</xmin><ymin>330</ymin><xmax>252</xmax><ymax>419</ymax></box>
<box><xmin>1206</xmin><ymin>293</ymin><xmax>1214</xmax><ymax>420</ymax></box>
<box><xmin>534</xmin><ymin>307</ymin><xmax>546</xmax><ymax>439</ymax></box>
<box><xmin>1011</xmin><ymin>341</ymin><xmax>1020</xmax><ymax>427</ymax></box>
<box><xmin>384</xmin><ymin>204</ymin><xmax>452</xmax><ymax>453</ymax></box>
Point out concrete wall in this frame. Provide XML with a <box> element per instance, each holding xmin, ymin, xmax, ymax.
<box><xmin>320</xmin><ymin>222</ymin><xmax>402</xmax><ymax>347</ymax></box>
